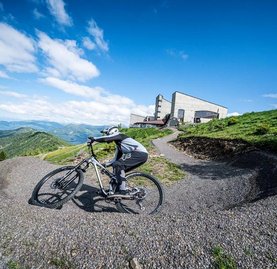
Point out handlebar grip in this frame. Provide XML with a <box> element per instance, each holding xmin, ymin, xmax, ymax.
<box><xmin>87</xmin><ymin>137</ymin><xmax>95</xmax><ymax>143</ymax></box>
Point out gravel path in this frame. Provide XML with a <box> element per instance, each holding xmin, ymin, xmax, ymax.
<box><xmin>0</xmin><ymin>133</ymin><xmax>276</xmax><ymax>268</ymax></box>
<box><xmin>153</xmin><ymin>131</ymin><xmax>256</xmax><ymax>212</ymax></box>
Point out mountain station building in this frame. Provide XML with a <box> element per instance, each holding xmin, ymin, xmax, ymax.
<box><xmin>130</xmin><ymin>91</ymin><xmax>228</xmax><ymax>127</ymax></box>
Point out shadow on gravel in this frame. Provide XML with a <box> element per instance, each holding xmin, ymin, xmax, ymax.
<box><xmin>29</xmin><ymin>184</ymin><xmax>119</xmax><ymax>213</ymax></box>
<box><xmin>72</xmin><ymin>184</ymin><xmax>119</xmax><ymax>213</ymax></box>
<box><xmin>180</xmin><ymin>162</ymin><xmax>250</xmax><ymax>180</ymax></box>
<box><xmin>181</xmin><ymin>150</ymin><xmax>277</xmax><ymax>205</ymax></box>
<box><xmin>228</xmin><ymin>150</ymin><xmax>277</xmax><ymax>200</ymax></box>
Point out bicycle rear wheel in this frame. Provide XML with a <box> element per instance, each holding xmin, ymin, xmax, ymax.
<box><xmin>116</xmin><ymin>172</ymin><xmax>164</xmax><ymax>215</ymax></box>
<box><xmin>31</xmin><ymin>166</ymin><xmax>84</xmax><ymax>209</ymax></box>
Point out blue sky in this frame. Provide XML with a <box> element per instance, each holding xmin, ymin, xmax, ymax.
<box><xmin>0</xmin><ymin>0</ymin><xmax>276</xmax><ymax>125</ymax></box>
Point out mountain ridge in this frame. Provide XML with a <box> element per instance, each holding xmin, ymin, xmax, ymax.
<box><xmin>0</xmin><ymin>127</ymin><xmax>69</xmax><ymax>158</ymax></box>
<box><xmin>0</xmin><ymin>120</ymin><xmax>107</xmax><ymax>144</ymax></box>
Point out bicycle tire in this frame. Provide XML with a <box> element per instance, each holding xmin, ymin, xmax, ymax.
<box><xmin>31</xmin><ymin>166</ymin><xmax>84</xmax><ymax>209</ymax></box>
<box><xmin>116</xmin><ymin>172</ymin><xmax>164</xmax><ymax>215</ymax></box>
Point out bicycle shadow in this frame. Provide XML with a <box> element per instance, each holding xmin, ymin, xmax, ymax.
<box><xmin>71</xmin><ymin>183</ymin><xmax>119</xmax><ymax>213</ymax></box>
<box><xmin>29</xmin><ymin>183</ymin><xmax>119</xmax><ymax>213</ymax></box>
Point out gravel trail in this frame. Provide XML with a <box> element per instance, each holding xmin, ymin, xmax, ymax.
<box><xmin>153</xmin><ymin>131</ymin><xmax>256</xmax><ymax>212</ymax></box>
<box><xmin>0</xmin><ymin>132</ymin><xmax>276</xmax><ymax>268</ymax></box>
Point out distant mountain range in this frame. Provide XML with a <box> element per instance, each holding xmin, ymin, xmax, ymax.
<box><xmin>0</xmin><ymin>120</ymin><xmax>107</xmax><ymax>144</ymax></box>
<box><xmin>0</xmin><ymin>127</ymin><xmax>69</xmax><ymax>158</ymax></box>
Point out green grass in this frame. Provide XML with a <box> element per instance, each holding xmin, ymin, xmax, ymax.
<box><xmin>43</xmin><ymin>141</ymin><xmax>116</xmax><ymax>164</ymax></box>
<box><xmin>212</xmin><ymin>246</ymin><xmax>237</xmax><ymax>269</ymax></box>
<box><xmin>122</xmin><ymin>127</ymin><xmax>173</xmax><ymax>148</ymax></box>
<box><xmin>178</xmin><ymin>110</ymin><xmax>277</xmax><ymax>152</ymax></box>
<box><xmin>7</xmin><ymin>260</ymin><xmax>22</xmax><ymax>269</ymax></box>
<box><xmin>49</xmin><ymin>257</ymin><xmax>73</xmax><ymax>269</ymax></box>
<box><xmin>138</xmin><ymin>156</ymin><xmax>185</xmax><ymax>185</ymax></box>
<box><xmin>43</xmin><ymin>144</ymin><xmax>87</xmax><ymax>164</ymax></box>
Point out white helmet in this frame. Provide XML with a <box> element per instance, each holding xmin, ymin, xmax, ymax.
<box><xmin>101</xmin><ymin>126</ymin><xmax>119</xmax><ymax>136</ymax></box>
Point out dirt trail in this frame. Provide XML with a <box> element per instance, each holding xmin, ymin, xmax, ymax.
<box><xmin>152</xmin><ymin>130</ymin><xmax>276</xmax><ymax>212</ymax></box>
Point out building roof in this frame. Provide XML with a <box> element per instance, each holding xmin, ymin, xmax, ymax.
<box><xmin>173</xmin><ymin>91</ymin><xmax>228</xmax><ymax>109</ymax></box>
<box><xmin>157</xmin><ymin>94</ymin><xmax>171</xmax><ymax>103</ymax></box>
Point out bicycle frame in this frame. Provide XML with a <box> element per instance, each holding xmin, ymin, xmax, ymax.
<box><xmin>70</xmin><ymin>143</ymin><xmax>116</xmax><ymax>197</ymax></box>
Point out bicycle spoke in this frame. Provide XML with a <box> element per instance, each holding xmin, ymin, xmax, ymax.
<box><xmin>33</xmin><ymin>166</ymin><xmax>84</xmax><ymax>208</ymax></box>
<box><xmin>116</xmin><ymin>172</ymin><xmax>163</xmax><ymax>215</ymax></box>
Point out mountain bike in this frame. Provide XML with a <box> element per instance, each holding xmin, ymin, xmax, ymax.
<box><xmin>31</xmin><ymin>141</ymin><xmax>164</xmax><ymax>215</ymax></box>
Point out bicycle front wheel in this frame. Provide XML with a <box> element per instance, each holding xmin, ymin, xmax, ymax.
<box><xmin>116</xmin><ymin>172</ymin><xmax>164</xmax><ymax>215</ymax></box>
<box><xmin>31</xmin><ymin>166</ymin><xmax>84</xmax><ymax>209</ymax></box>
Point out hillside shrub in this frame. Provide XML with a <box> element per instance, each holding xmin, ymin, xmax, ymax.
<box><xmin>179</xmin><ymin>124</ymin><xmax>194</xmax><ymax>134</ymax></box>
<box><xmin>227</xmin><ymin>117</ymin><xmax>239</xmax><ymax>126</ymax></box>
<box><xmin>208</xmin><ymin>120</ymin><xmax>225</xmax><ymax>132</ymax></box>
<box><xmin>0</xmin><ymin>151</ymin><xmax>7</xmax><ymax>161</ymax></box>
<box><xmin>254</xmin><ymin>123</ymin><xmax>270</xmax><ymax>135</ymax></box>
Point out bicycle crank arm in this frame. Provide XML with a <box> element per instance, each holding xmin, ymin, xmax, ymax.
<box><xmin>108</xmin><ymin>194</ymin><xmax>133</xmax><ymax>200</ymax></box>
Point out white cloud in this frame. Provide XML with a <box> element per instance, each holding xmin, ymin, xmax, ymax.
<box><xmin>46</xmin><ymin>0</ymin><xmax>72</xmax><ymax>26</ymax></box>
<box><xmin>131</xmin><ymin>105</ymin><xmax>155</xmax><ymax>117</ymax></box>
<box><xmin>0</xmin><ymin>90</ymin><xmax>27</xmax><ymax>98</ymax></box>
<box><xmin>0</xmin><ymin>103</ymin><xmax>28</xmax><ymax>114</ymax></box>
<box><xmin>227</xmin><ymin>112</ymin><xmax>240</xmax><ymax>117</ymax></box>
<box><xmin>37</xmin><ymin>31</ymin><xmax>99</xmax><ymax>81</ymax></box>
<box><xmin>0</xmin><ymin>70</ymin><xmax>10</xmax><ymax>78</ymax></box>
<box><xmin>40</xmin><ymin>77</ymin><xmax>103</xmax><ymax>98</ymax></box>
<box><xmin>0</xmin><ymin>23</ymin><xmax>38</xmax><ymax>73</ymax></box>
<box><xmin>0</xmin><ymin>77</ymin><xmax>154</xmax><ymax>125</ymax></box>
<box><xmin>40</xmin><ymin>77</ymin><xmax>136</xmax><ymax>106</ymax></box>
<box><xmin>0</xmin><ymin>95</ymin><xmax>155</xmax><ymax>126</ymax></box>
<box><xmin>87</xmin><ymin>19</ymin><xmax>109</xmax><ymax>53</ymax></box>
<box><xmin>263</xmin><ymin>93</ymin><xmax>277</xmax><ymax>98</ymax></box>
<box><xmin>82</xmin><ymin>37</ymin><xmax>96</xmax><ymax>50</ymax></box>
<box><xmin>33</xmin><ymin>8</ymin><xmax>45</xmax><ymax>19</ymax></box>
<box><xmin>63</xmin><ymin>39</ymin><xmax>84</xmax><ymax>55</ymax></box>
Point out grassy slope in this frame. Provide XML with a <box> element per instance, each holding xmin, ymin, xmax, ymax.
<box><xmin>0</xmin><ymin>128</ymin><xmax>69</xmax><ymax>158</ymax></box>
<box><xmin>44</xmin><ymin>128</ymin><xmax>185</xmax><ymax>184</ymax></box>
<box><xmin>178</xmin><ymin>110</ymin><xmax>277</xmax><ymax>152</ymax></box>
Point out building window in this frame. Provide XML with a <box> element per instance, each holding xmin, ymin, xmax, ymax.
<box><xmin>177</xmin><ymin>109</ymin><xmax>185</xmax><ymax>123</ymax></box>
